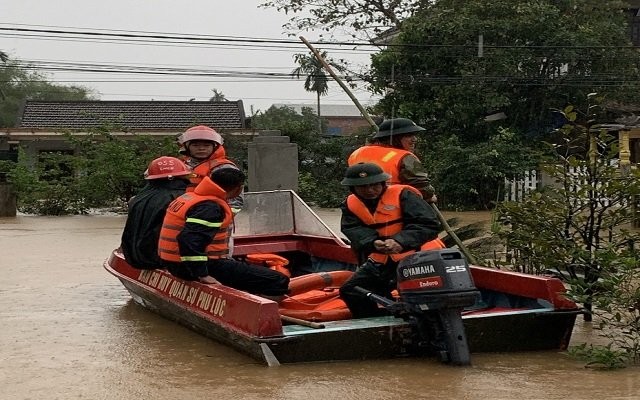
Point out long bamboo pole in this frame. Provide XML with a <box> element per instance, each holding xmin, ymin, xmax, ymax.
<box><xmin>299</xmin><ymin>36</ymin><xmax>378</xmax><ymax>132</ymax></box>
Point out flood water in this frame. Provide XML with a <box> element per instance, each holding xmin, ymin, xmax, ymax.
<box><xmin>1</xmin><ymin>212</ymin><xmax>639</xmax><ymax>400</ymax></box>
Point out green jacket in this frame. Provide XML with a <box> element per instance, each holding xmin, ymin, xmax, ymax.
<box><xmin>340</xmin><ymin>188</ymin><xmax>441</xmax><ymax>265</ymax></box>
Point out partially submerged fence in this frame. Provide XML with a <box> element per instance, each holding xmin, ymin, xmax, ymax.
<box><xmin>504</xmin><ymin>170</ymin><xmax>537</xmax><ymax>202</ymax></box>
<box><xmin>504</xmin><ymin>161</ymin><xmax>623</xmax><ymax>206</ymax></box>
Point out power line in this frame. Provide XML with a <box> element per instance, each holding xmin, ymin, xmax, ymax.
<box><xmin>21</xmin><ymin>58</ymin><xmax>297</xmax><ymax>71</ymax></box>
<box><xmin>6</xmin><ymin>58</ymin><xmax>368</xmax><ymax>82</ymax></box>
<box><xmin>2</xmin><ymin>24</ymin><xmax>638</xmax><ymax>50</ymax></box>
<box><xmin>0</xmin><ymin>25</ymin><xmax>380</xmax><ymax>51</ymax></box>
<box><xmin>3</xmin><ymin>23</ymin><xmax>638</xmax><ymax>103</ymax></box>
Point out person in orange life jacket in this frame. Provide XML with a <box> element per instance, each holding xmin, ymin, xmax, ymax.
<box><xmin>179</xmin><ymin>124</ymin><xmax>243</xmax><ymax>213</ymax></box>
<box><xmin>338</xmin><ymin>162</ymin><xmax>441</xmax><ymax>318</ymax></box>
<box><xmin>121</xmin><ymin>156</ymin><xmax>192</xmax><ymax>269</ymax></box>
<box><xmin>347</xmin><ymin>118</ymin><xmax>437</xmax><ymax>203</ymax></box>
<box><xmin>158</xmin><ymin>167</ymin><xmax>289</xmax><ymax>298</ymax></box>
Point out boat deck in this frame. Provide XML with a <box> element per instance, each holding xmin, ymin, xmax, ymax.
<box><xmin>283</xmin><ymin>316</ymin><xmax>403</xmax><ymax>335</ymax></box>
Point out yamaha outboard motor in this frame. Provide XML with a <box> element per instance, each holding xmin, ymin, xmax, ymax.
<box><xmin>397</xmin><ymin>249</ymin><xmax>479</xmax><ymax>365</ymax></box>
<box><xmin>356</xmin><ymin>249</ymin><xmax>479</xmax><ymax>365</ymax></box>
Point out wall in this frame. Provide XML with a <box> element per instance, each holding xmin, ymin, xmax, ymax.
<box><xmin>326</xmin><ymin>117</ymin><xmax>372</xmax><ymax>136</ymax></box>
<box><xmin>0</xmin><ymin>182</ymin><xmax>17</xmax><ymax>217</ymax></box>
<box><xmin>247</xmin><ymin>133</ymin><xmax>298</xmax><ymax>191</ymax></box>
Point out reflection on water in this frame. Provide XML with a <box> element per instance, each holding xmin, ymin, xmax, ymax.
<box><xmin>1</xmin><ymin>215</ymin><xmax>639</xmax><ymax>399</ymax></box>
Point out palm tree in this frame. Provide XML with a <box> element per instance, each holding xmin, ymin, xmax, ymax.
<box><xmin>292</xmin><ymin>51</ymin><xmax>332</xmax><ymax>133</ymax></box>
<box><xmin>209</xmin><ymin>88</ymin><xmax>227</xmax><ymax>102</ymax></box>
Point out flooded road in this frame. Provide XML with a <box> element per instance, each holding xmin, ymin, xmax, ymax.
<box><xmin>1</xmin><ymin>213</ymin><xmax>639</xmax><ymax>400</ymax></box>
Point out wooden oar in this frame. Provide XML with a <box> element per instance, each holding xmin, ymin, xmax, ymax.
<box><xmin>280</xmin><ymin>314</ymin><xmax>325</xmax><ymax>329</ymax></box>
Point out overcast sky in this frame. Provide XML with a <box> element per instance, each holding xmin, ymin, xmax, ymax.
<box><xmin>1</xmin><ymin>0</ymin><xmax>380</xmax><ymax>114</ymax></box>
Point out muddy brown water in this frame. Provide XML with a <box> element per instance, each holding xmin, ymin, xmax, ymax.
<box><xmin>1</xmin><ymin>212</ymin><xmax>639</xmax><ymax>399</ymax></box>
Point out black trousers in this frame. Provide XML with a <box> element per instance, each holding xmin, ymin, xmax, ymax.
<box><xmin>207</xmin><ymin>258</ymin><xmax>290</xmax><ymax>296</ymax></box>
<box><xmin>339</xmin><ymin>260</ymin><xmax>397</xmax><ymax>318</ymax></box>
<box><xmin>167</xmin><ymin>258</ymin><xmax>289</xmax><ymax>296</ymax></box>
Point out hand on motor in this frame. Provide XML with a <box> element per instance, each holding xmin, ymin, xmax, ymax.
<box><xmin>427</xmin><ymin>194</ymin><xmax>438</xmax><ymax>203</ymax></box>
<box><xmin>374</xmin><ymin>239</ymin><xmax>402</xmax><ymax>254</ymax></box>
<box><xmin>198</xmin><ymin>275</ymin><xmax>221</xmax><ymax>285</ymax></box>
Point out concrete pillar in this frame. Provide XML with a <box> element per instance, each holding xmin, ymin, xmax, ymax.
<box><xmin>0</xmin><ymin>182</ymin><xmax>17</xmax><ymax>217</ymax></box>
<box><xmin>620</xmin><ymin>129</ymin><xmax>640</xmax><ymax>228</ymax></box>
<box><xmin>247</xmin><ymin>132</ymin><xmax>298</xmax><ymax>191</ymax></box>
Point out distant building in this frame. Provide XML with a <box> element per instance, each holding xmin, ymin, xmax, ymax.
<box><xmin>0</xmin><ymin>100</ymin><xmax>250</xmax><ymax>161</ymax></box>
<box><xmin>272</xmin><ymin>103</ymin><xmax>374</xmax><ymax>136</ymax></box>
<box><xmin>629</xmin><ymin>1</ymin><xmax>640</xmax><ymax>46</ymax></box>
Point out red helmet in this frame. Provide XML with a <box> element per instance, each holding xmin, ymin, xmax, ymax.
<box><xmin>180</xmin><ymin>125</ymin><xmax>224</xmax><ymax>146</ymax></box>
<box><xmin>144</xmin><ymin>156</ymin><xmax>192</xmax><ymax>180</ymax></box>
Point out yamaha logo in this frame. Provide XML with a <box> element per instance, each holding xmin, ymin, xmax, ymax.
<box><xmin>401</xmin><ymin>264</ymin><xmax>435</xmax><ymax>278</ymax></box>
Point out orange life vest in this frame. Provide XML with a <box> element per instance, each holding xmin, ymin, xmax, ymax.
<box><xmin>279</xmin><ymin>270</ymin><xmax>354</xmax><ymax>322</ymax></box>
<box><xmin>346</xmin><ymin>185</ymin><xmax>444</xmax><ymax>264</ymax></box>
<box><xmin>245</xmin><ymin>253</ymin><xmax>291</xmax><ymax>277</ymax></box>
<box><xmin>182</xmin><ymin>146</ymin><xmax>232</xmax><ymax>188</ymax></box>
<box><xmin>158</xmin><ymin>177</ymin><xmax>233</xmax><ymax>263</ymax></box>
<box><xmin>186</xmin><ymin>156</ymin><xmax>237</xmax><ymax>192</ymax></box>
<box><xmin>347</xmin><ymin>145</ymin><xmax>414</xmax><ymax>184</ymax></box>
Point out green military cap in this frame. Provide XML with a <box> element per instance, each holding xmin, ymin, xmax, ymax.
<box><xmin>373</xmin><ymin>118</ymin><xmax>426</xmax><ymax>139</ymax></box>
<box><xmin>341</xmin><ymin>162</ymin><xmax>391</xmax><ymax>186</ymax></box>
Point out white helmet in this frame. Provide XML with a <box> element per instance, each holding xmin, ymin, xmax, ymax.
<box><xmin>180</xmin><ymin>125</ymin><xmax>223</xmax><ymax>146</ymax></box>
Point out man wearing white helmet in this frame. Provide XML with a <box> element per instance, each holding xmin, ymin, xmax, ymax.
<box><xmin>180</xmin><ymin>124</ymin><xmax>244</xmax><ymax>256</ymax></box>
<box><xmin>179</xmin><ymin>125</ymin><xmax>243</xmax><ymax>213</ymax></box>
<box><xmin>179</xmin><ymin>125</ymin><xmax>230</xmax><ymax>187</ymax></box>
<box><xmin>121</xmin><ymin>156</ymin><xmax>192</xmax><ymax>269</ymax></box>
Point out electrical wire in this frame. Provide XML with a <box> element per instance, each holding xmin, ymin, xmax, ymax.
<box><xmin>2</xmin><ymin>23</ymin><xmax>639</xmax><ymax>99</ymax></box>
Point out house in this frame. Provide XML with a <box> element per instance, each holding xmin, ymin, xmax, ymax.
<box><xmin>271</xmin><ymin>103</ymin><xmax>374</xmax><ymax>136</ymax></box>
<box><xmin>0</xmin><ymin>100</ymin><xmax>249</xmax><ymax>161</ymax></box>
<box><xmin>629</xmin><ymin>0</ymin><xmax>640</xmax><ymax>46</ymax></box>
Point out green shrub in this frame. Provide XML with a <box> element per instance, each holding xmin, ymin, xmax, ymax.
<box><xmin>5</xmin><ymin>130</ymin><xmax>176</xmax><ymax>214</ymax></box>
<box><xmin>494</xmin><ymin>100</ymin><xmax>640</xmax><ymax>366</ymax></box>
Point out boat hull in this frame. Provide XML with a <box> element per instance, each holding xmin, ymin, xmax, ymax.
<box><xmin>106</xmin><ymin>190</ymin><xmax>580</xmax><ymax>365</ymax></box>
<box><xmin>105</xmin><ymin>249</ymin><xmax>579</xmax><ymax>365</ymax></box>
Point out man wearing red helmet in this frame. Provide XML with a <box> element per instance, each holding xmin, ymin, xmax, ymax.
<box><xmin>121</xmin><ymin>156</ymin><xmax>192</xmax><ymax>269</ymax></box>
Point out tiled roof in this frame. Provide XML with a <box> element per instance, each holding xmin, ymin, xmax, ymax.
<box><xmin>17</xmin><ymin>100</ymin><xmax>246</xmax><ymax>130</ymax></box>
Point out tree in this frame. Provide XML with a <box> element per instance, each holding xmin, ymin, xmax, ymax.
<box><xmin>252</xmin><ymin>104</ymin><xmax>321</xmax><ymax>147</ymax></box>
<box><xmin>494</xmin><ymin>98</ymin><xmax>640</xmax><ymax>367</ymax></box>
<box><xmin>260</xmin><ymin>0</ymin><xmax>422</xmax><ymax>40</ymax></box>
<box><xmin>368</xmin><ymin>0</ymin><xmax>640</xmax><ymax>144</ymax></box>
<box><xmin>209</xmin><ymin>88</ymin><xmax>227</xmax><ymax>101</ymax></box>
<box><xmin>425</xmin><ymin>128</ymin><xmax>538</xmax><ymax>210</ymax></box>
<box><xmin>292</xmin><ymin>51</ymin><xmax>345</xmax><ymax>133</ymax></box>
<box><xmin>0</xmin><ymin>58</ymin><xmax>94</xmax><ymax>127</ymax></box>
